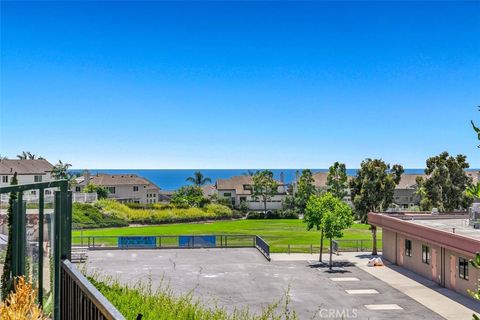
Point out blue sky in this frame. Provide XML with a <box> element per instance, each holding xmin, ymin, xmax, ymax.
<box><xmin>1</xmin><ymin>1</ymin><xmax>479</xmax><ymax>169</ymax></box>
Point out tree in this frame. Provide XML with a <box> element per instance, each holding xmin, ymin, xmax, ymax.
<box><xmin>295</xmin><ymin>169</ymin><xmax>316</xmax><ymax>214</ymax></box>
<box><xmin>321</xmin><ymin>194</ymin><xmax>354</xmax><ymax>270</ymax></box>
<box><xmin>16</xmin><ymin>151</ymin><xmax>44</xmax><ymax>160</ymax></box>
<box><xmin>171</xmin><ymin>185</ymin><xmax>208</xmax><ymax>208</ymax></box>
<box><xmin>186</xmin><ymin>171</ymin><xmax>212</xmax><ymax>187</ymax></box>
<box><xmin>326</xmin><ymin>162</ymin><xmax>349</xmax><ymax>200</ymax></box>
<box><xmin>51</xmin><ymin>160</ymin><xmax>72</xmax><ymax>180</ymax></box>
<box><xmin>82</xmin><ymin>183</ymin><xmax>109</xmax><ymax>199</ymax></box>
<box><xmin>466</xmin><ymin>182</ymin><xmax>480</xmax><ymax>200</ymax></box>
<box><xmin>242</xmin><ymin>170</ymin><xmax>257</xmax><ymax>176</ymax></box>
<box><xmin>0</xmin><ymin>155</ymin><xmax>7</xmax><ymax>161</ymax></box>
<box><xmin>252</xmin><ymin>170</ymin><xmax>278</xmax><ymax>213</ymax></box>
<box><xmin>1</xmin><ymin>173</ymin><xmax>18</xmax><ymax>300</ymax></box>
<box><xmin>350</xmin><ymin>159</ymin><xmax>403</xmax><ymax>255</ymax></box>
<box><xmin>416</xmin><ymin>152</ymin><xmax>472</xmax><ymax>211</ymax></box>
<box><xmin>304</xmin><ymin>194</ymin><xmax>325</xmax><ymax>262</ymax></box>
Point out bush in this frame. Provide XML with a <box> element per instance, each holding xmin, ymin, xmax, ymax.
<box><xmin>0</xmin><ymin>277</ymin><xmax>47</xmax><ymax>319</ymax></box>
<box><xmin>73</xmin><ymin>203</ymin><xmax>128</xmax><ymax>229</ymax></box>
<box><xmin>96</xmin><ymin>199</ymin><xmax>233</xmax><ymax>225</ymax></box>
<box><xmin>89</xmin><ymin>276</ymin><xmax>297</xmax><ymax>320</ymax></box>
<box><xmin>247</xmin><ymin>210</ymin><xmax>299</xmax><ymax>220</ymax></box>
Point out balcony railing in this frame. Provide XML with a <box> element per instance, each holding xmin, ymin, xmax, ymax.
<box><xmin>61</xmin><ymin>260</ymin><xmax>125</xmax><ymax>320</ymax></box>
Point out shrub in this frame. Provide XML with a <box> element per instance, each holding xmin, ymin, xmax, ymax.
<box><xmin>96</xmin><ymin>200</ymin><xmax>233</xmax><ymax>225</ymax></box>
<box><xmin>170</xmin><ymin>186</ymin><xmax>208</xmax><ymax>208</ymax></box>
<box><xmin>247</xmin><ymin>210</ymin><xmax>298</xmax><ymax>220</ymax></box>
<box><xmin>0</xmin><ymin>277</ymin><xmax>47</xmax><ymax>319</ymax></box>
<box><xmin>73</xmin><ymin>203</ymin><xmax>128</xmax><ymax>229</ymax></box>
<box><xmin>89</xmin><ymin>276</ymin><xmax>297</xmax><ymax>320</ymax></box>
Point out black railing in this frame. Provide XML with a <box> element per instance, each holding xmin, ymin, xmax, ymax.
<box><xmin>72</xmin><ymin>234</ymin><xmax>271</xmax><ymax>261</ymax></box>
<box><xmin>255</xmin><ymin>236</ymin><xmax>271</xmax><ymax>261</ymax></box>
<box><xmin>61</xmin><ymin>260</ymin><xmax>125</xmax><ymax>320</ymax></box>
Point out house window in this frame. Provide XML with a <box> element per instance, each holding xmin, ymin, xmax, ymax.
<box><xmin>422</xmin><ymin>245</ymin><xmax>430</xmax><ymax>264</ymax></box>
<box><xmin>107</xmin><ymin>187</ymin><xmax>116</xmax><ymax>194</ymax></box>
<box><xmin>75</xmin><ymin>186</ymin><xmax>81</xmax><ymax>192</ymax></box>
<box><xmin>224</xmin><ymin>193</ymin><xmax>231</xmax><ymax>197</ymax></box>
<box><xmin>240</xmin><ymin>197</ymin><xmax>247</xmax><ymax>203</ymax></box>
<box><xmin>45</xmin><ymin>190</ymin><xmax>51</xmax><ymax>195</ymax></box>
<box><xmin>134</xmin><ymin>200</ymin><xmax>140</xmax><ymax>204</ymax></box>
<box><xmin>2</xmin><ymin>176</ymin><xmax>8</xmax><ymax>183</ymax></box>
<box><xmin>133</xmin><ymin>186</ymin><xmax>139</xmax><ymax>192</ymax></box>
<box><xmin>34</xmin><ymin>175</ymin><xmax>42</xmax><ymax>182</ymax></box>
<box><xmin>31</xmin><ymin>190</ymin><xmax>36</xmax><ymax>195</ymax></box>
<box><xmin>243</xmin><ymin>185</ymin><xmax>252</xmax><ymax>191</ymax></box>
<box><xmin>459</xmin><ymin>257</ymin><xmax>469</xmax><ymax>280</ymax></box>
<box><xmin>405</xmin><ymin>239</ymin><xmax>412</xmax><ymax>257</ymax></box>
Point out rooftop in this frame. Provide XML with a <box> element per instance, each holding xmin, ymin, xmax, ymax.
<box><xmin>408</xmin><ymin>218</ymin><xmax>480</xmax><ymax>241</ymax></box>
<box><xmin>0</xmin><ymin>159</ymin><xmax>54</xmax><ymax>175</ymax></box>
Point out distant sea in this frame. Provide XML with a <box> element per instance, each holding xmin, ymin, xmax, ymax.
<box><xmin>70</xmin><ymin>169</ymin><xmax>428</xmax><ymax>191</ymax></box>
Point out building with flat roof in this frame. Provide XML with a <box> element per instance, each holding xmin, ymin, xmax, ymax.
<box><xmin>369</xmin><ymin>212</ymin><xmax>479</xmax><ymax>299</ymax></box>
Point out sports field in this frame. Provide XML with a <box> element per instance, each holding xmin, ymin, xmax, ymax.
<box><xmin>72</xmin><ymin>219</ymin><xmax>381</xmax><ymax>253</ymax></box>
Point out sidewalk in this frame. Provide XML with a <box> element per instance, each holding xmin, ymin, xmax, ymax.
<box><xmin>270</xmin><ymin>252</ymin><xmax>479</xmax><ymax>320</ymax></box>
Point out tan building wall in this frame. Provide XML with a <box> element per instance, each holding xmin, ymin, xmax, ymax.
<box><xmin>381</xmin><ymin>227</ymin><xmax>478</xmax><ymax>298</ymax></box>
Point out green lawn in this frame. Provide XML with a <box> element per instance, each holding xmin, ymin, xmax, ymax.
<box><xmin>73</xmin><ymin>219</ymin><xmax>380</xmax><ymax>253</ymax></box>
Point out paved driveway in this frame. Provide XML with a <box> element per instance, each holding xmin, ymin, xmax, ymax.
<box><xmin>86</xmin><ymin>248</ymin><xmax>443</xmax><ymax>319</ymax></box>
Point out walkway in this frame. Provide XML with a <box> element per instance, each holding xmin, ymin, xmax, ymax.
<box><xmin>271</xmin><ymin>252</ymin><xmax>480</xmax><ymax>320</ymax></box>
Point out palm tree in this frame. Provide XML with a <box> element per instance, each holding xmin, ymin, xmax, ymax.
<box><xmin>0</xmin><ymin>155</ymin><xmax>7</xmax><ymax>161</ymax></box>
<box><xmin>51</xmin><ymin>160</ymin><xmax>72</xmax><ymax>180</ymax></box>
<box><xmin>186</xmin><ymin>171</ymin><xmax>211</xmax><ymax>186</ymax></box>
<box><xmin>242</xmin><ymin>170</ymin><xmax>257</xmax><ymax>176</ymax></box>
<box><xmin>466</xmin><ymin>182</ymin><xmax>480</xmax><ymax>200</ymax></box>
<box><xmin>16</xmin><ymin>151</ymin><xmax>44</xmax><ymax>160</ymax></box>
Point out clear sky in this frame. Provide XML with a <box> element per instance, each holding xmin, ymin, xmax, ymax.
<box><xmin>1</xmin><ymin>1</ymin><xmax>479</xmax><ymax>169</ymax></box>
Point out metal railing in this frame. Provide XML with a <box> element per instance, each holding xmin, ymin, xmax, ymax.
<box><xmin>61</xmin><ymin>260</ymin><xmax>125</xmax><ymax>320</ymax></box>
<box><xmin>255</xmin><ymin>236</ymin><xmax>270</xmax><ymax>261</ymax></box>
<box><xmin>282</xmin><ymin>239</ymin><xmax>382</xmax><ymax>254</ymax></box>
<box><xmin>1</xmin><ymin>181</ymin><xmax>123</xmax><ymax>319</ymax></box>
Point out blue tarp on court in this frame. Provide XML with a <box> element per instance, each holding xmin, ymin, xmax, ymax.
<box><xmin>179</xmin><ymin>235</ymin><xmax>216</xmax><ymax>248</ymax></box>
<box><xmin>118</xmin><ymin>236</ymin><xmax>156</xmax><ymax>248</ymax></box>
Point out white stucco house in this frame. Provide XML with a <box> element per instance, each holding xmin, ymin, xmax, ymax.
<box><xmin>74</xmin><ymin>171</ymin><xmax>161</xmax><ymax>204</ymax></box>
<box><xmin>215</xmin><ymin>175</ymin><xmax>287</xmax><ymax>211</ymax></box>
<box><xmin>0</xmin><ymin>159</ymin><xmax>56</xmax><ymax>197</ymax></box>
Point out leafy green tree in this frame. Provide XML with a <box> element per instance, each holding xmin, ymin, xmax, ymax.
<box><xmin>252</xmin><ymin>170</ymin><xmax>279</xmax><ymax>213</ymax></box>
<box><xmin>83</xmin><ymin>183</ymin><xmax>109</xmax><ymax>199</ymax></box>
<box><xmin>321</xmin><ymin>194</ymin><xmax>354</xmax><ymax>270</ymax></box>
<box><xmin>186</xmin><ymin>171</ymin><xmax>212</xmax><ymax>187</ymax></box>
<box><xmin>1</xmin><ymin>173</ymin><xmax>18</xmax><ymax>300</ymax></box>
<box><xmin>16</xmin><ymin>151</ymin><xmax>44</xmax><ymax>160</ymax></box>
<box><xmin>295</xmin><ymin>169</ymin><xmax>316</xmax><ymax>214</ymax></box>
<box><xmin>350</xmin><ymin>159</ymin><xmax>403</xmax><ymax>255</ymax></box>
<box><xmin>326</xmin><ymin>162</ymin><xmax>349</xmax><ymax>200</ymax></box>
<box><xmin>416</xmin><ymin>152</ymin><xmax>472</xmax><ymax>211</ymax></box>
<box><xmin>171</xmin><ymin>185</ymin><xmax>208</xmax><ymax>208</ymax></box>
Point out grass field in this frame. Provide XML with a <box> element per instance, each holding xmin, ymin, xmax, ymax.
<box><xmin>72</xmin><ymin>219</ymin><xmax>380</xmax><ymax>253</ymax></box>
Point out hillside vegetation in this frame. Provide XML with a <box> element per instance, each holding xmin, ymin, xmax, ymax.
<box><xmin>73</xmin><ymin>200</ymin><xmax>233</xmax><ymax>229</ymax></box>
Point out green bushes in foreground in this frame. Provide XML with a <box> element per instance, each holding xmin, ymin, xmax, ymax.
<box><xmin>96</xmin><ymin>199</ymin><xmax>233</xmax><ymax>225</ymax></box>
<box><xmin>89</xmin><ymin>276</ymin><xmax>297</xmax><ymax>320</ymax></box>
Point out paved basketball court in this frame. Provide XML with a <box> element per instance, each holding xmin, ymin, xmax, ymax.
<box><xmin>86</xmin><ymin>248</ymin><xmax>443</xmax><ymax>319</ymax></box>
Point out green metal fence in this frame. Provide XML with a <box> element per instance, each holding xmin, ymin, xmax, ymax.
<box><xmin>0</xmin><ymin>180</ymin><xmax>70</xmax><ymax>319</ymax></box>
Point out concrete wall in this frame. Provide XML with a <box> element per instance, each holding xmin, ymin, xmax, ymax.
<box><xmin>217</xmin><ymin>190</ymin><xmax>285</xmax><ymax>211</ymax></box>
<box><xmin>75</xmin><ymin>183</ymin><xmax>159</xmax><ymax>204</ymax></box>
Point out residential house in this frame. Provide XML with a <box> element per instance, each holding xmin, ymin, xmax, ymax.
<box><xmin>394</xmin><ymin>174</ymin><xmax>426</xmax><ymax>209</ymax></box>
<box><xmin>216</xmin><ymin>175</ymin><xmax>287</xmax><ymax>211</ymax></box>
<box><xmin>0</xmin><ymin>159</ymin><xmax>55</xmax><ymax>196</ymax></box>
<box><xmin>74</xmin><ymin>171</ymin><xmax>160</xmax><ymax>204</ymax></box>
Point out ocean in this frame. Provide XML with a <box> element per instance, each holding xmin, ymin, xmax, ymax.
<box><xmin>70</xmin><ymin>169</ymin><xmax>428</xmax><ymax>191</ymax></box>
